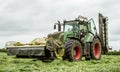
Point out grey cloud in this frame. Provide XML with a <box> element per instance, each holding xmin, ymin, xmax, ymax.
<box><xmin>0</xmin><ymin>0</ymin><xmax>120</xmax><ymax>50</ymax></box>
<box><xmin>0</xmin><ymin>0</ymin><xmax>54</xmax><ymax>35</ymax></box>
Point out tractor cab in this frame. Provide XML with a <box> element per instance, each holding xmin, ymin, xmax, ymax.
<box><xmin>63</xmin><ymin>20</ymin><xmax>80</xmax><ymax>40</ymax></box>
<box><xmin>63</xmin><ymin>16</ymin><xmax>97</xmax><ymax>43</ymax></box>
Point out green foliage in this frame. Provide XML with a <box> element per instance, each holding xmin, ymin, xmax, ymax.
<box><xmin>107</xmin><ymin>51</ymin><xmax>120</xmax><ymax>55</ymax></box>
<box><xmin>0</xmin><ymin>48</ymin><xmax>6</xmax><ymax>52</ymax></box>
<box><xmin>0</xmin><ymin>52</ymin><xmax>120</xmax><ymax>72</ymax></box>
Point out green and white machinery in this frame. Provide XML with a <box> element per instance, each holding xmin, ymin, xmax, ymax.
<box><xmin>6</xmin><ymin>13</ymin><xmax>109</xmax><ymax>61</ymax></box>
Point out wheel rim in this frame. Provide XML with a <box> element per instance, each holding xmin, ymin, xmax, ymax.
<box><xmin>74</xmin><ymin>46</ymin><xmax>81</xmax><ymax>60</ymax></box>
<box><xmin>93</xmin><ymin>43</ymin><xmax>101</xmax><ymax>59</ymax></box>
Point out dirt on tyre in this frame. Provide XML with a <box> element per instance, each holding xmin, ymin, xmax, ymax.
<box><xmin>91</xmin><ymin>38</ymin><xmax>102</xmax><ymax>60</ymax></box>
<box><xmin>64</xmin><ymin>40</ymin><xmax>82</xmax><ymax>62</ymax></box>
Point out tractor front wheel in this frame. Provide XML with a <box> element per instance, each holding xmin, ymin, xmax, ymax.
<box><xmin>64</xmin><ymin>40</ymin><xmax>82</xmax><ymax>62</ymax></box>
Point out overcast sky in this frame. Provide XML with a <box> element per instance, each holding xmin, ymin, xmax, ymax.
<box><xmin>0</xmin><ymin>0</ymin><xmax>120</xmax><ymax>50</ymax></box>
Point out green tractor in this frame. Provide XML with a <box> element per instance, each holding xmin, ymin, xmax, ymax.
<box><xmin>45</xmin><ymin>13</ymin><xmax>108</xmax><ymax>61</ymax></box>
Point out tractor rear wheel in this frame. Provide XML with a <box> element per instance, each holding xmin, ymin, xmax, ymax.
<box><xmin>91</xmin><ymin>38</ymin><xmax>101</xmax><ymax>60</ymax></box>
<box><xmin>64</xmin><ymin>40</ymin><xmax>82</xmax><ymax>62</ymax></box>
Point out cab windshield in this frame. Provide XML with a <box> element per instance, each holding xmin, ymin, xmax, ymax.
<box><xmin>64</xmin><ymin>21</ymin><xmax>78</xmax><ymax>32</ymax></box>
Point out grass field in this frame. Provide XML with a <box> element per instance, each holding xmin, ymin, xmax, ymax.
<box><xmin>0</xmin><ymin>52</ymin><xmax>120</xmax><ymax>72</ymax></box>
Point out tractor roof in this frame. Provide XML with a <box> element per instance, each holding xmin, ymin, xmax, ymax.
<box><xmin>64</xmin><ymin>16</ymin><xmax>89</xmax><ymax>24</ymax></box>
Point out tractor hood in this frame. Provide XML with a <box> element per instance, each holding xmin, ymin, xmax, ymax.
<box><xmin>47</xmin><ymin>31</ymin><xmax>64</xmax><ymax>44</ymax></box>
